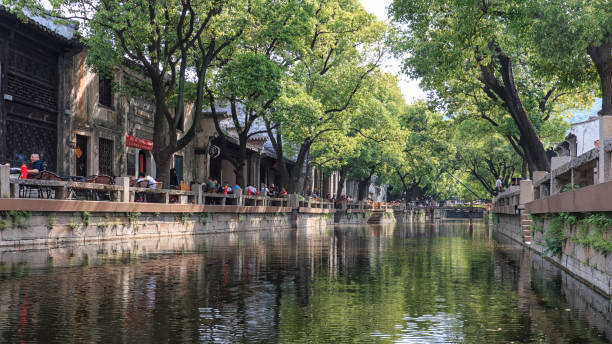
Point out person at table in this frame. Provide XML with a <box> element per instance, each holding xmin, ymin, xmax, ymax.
<box><xmin>170</xmin><ymin>168</ymin><xmax>179</xmax><ymax>188</ymax></box>
<box><xmin>137</xmin><ymin>172</ymin><xmax>157</xmax><ymax>189</ymax></box>
<box><xmin>246</xmin><ymin>184</ymin><xmax>257</xmax><ymax>195</ymax></box>
<box><xmin>28</xmin><ymin>153</ymin><xmax>44</xmax><ymax>174</ymax></box>
<box><xmin>232</xmin><ymin>184</ymin><xmax>242</xmax><ymax>193</ymax></box>
<box><xmin>279</xmin><ymin>187</ymin><xmax>288</xmax><ymax>197</ymax></box>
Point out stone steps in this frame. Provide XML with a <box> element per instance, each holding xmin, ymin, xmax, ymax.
<box><xmin>521</xmin><ymin>213</ymin><xmax>532</xmax><ymax>245</ymax></box>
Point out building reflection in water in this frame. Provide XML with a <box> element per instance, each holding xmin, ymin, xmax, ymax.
<box><xmin>0</xmin><ymin>222</ymin><xmax>610</xmax><ymax>343</ymax></box>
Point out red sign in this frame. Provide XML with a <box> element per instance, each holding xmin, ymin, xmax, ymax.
<box><xmin>126</xmin><ymin>134</ymin><xmax>153</xmax><ymax>151</ymax></box>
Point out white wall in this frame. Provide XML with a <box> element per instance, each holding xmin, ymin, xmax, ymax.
<box><xmin>570</xmin><ymin>118</ymin><xmax>599</xmax><ymax>155</ymax></box>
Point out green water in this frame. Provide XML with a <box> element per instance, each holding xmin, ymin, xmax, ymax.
<box><xmin>0</xmin><ymin>221</ymin><xmax>609</xmax><ymax>343</ymax></box>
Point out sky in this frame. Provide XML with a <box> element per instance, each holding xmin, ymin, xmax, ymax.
<box><xmin>358</xmin><ymin>0</ymin><xmax>427</xmax><ymax>103</ymax></box>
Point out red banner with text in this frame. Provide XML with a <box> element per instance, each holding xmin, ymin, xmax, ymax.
<box><xmin>125</xmin><ymin>134</ymin><xmax>153</xmax><ymax>151</ymax></box>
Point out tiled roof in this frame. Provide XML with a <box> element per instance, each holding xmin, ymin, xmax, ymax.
<box><xmin>0</xmin><ymin>6</ymin><xmax>80</xmax><ymax>46</ymax></box>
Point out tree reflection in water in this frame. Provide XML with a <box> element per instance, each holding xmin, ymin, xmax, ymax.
<box><xmin>0</xmin><ymin>222</ymin><xmax>609</xmax><ymax>343</ymax></box>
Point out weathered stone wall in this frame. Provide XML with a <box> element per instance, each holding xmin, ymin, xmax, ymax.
<box><xmin>0</xmin><ymin>211</ymin><xmax>335</xmax><ymax>247</ymax></box>
<box><xmin>495</xmin><ymin>213</ymin><xmax>612</xmax><ymax>296</ymax></box>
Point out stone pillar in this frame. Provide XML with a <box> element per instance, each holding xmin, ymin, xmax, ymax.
<box><xmin>598</xmin><ymin>115</ymin><xmax>612</xmax><ymax>184</ymax></box>
<box><xmin>519</xmin><ymin>179</ymin><xmax>534</xmax><ymax>207</ymax></box>
<box><xmin>234</xmin><ymin>189</ymin><xmax>243</xmax><ymax>206</ymax></box>
<box><xmin>0</xmin><ymin>164</ymin><xmax>9</xmax><ymax>198</ymax></box>
<box><xmin>115</xmin><ymin>177</ymin><xmax>130</xmax><ymax>202</ymax></box>
<box><xmin>196</xmin><ymin>184</ymin><xmax>203</xmax><ymax>204</ymax></box>
<box><xmin>288</xmin><ymin>194</ymin><xmax>299</xmax><ymax>209</ymax></box>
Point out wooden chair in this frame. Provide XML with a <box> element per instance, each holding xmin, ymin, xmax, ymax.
<box><xmin>87</xmin><ymin>175</ymin><xmax>115</xmax><ymax>200</ymax></box>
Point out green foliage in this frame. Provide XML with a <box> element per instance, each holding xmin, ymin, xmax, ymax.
<box><xmin>126</xmin><ymin>212</ymin><xmax>140</xmax><ymax>228</ymax></box>
<box><xmin>180</xmin><ymin>213</ymin><xmax>192</xmax><ymax>226</ymax></box>
<box><xmin>561</xmin><ymin>183</ymin><xmax>581</xmax><ymax>193</ymax></box>
<box><xmin>47</xmin><ymin>214</ymin><xmax>56</xmax><ymax>231</ymax></box>
<box><xmin>198</xmin><ymin>212</ymin><xmax>212</xmax><ymax>225</ymax></box>
<box><xmin>81</xmin><ymin>211</ymin><xmax>91</xmax><ymax>227</ymax></box>
<box><xmin>3</xmin><ymin>210</ymin><xmax>31</xmax><ymax>229</ymax></box>
<box><xmin>543</xmin><ymin>216</ymin><xmax>567</xmax><ymax>257</ymax></box>
<box><xmin>558</xmin><ymin>212</ymin><xmax>578</xmax><ymax>225</ymax></box>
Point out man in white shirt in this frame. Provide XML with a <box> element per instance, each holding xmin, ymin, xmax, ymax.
<box><xmin>137</xmin><ymin>172</ymin><xmax>157</xmax><ymax>189</ymax></box>
<box><xmin>495</xmin><ymin>176</ymin><xmax>503</xmax><ymax>192</ymax></box>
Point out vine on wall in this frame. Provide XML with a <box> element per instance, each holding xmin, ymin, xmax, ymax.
<box><xmin>531</xmin><ymin>212</ymin><xmax>612</xmax><ymax>256</ymax></box>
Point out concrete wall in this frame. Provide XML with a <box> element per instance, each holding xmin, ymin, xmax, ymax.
<box><xmin>570</xmin><ymin>117</ymin><xmax>599</xmax><ymax>156</ymax></box>
<box><xmin>0</xmin><ymin>211</ymin><xmax>339</xmax><ymax>247</ymax></box>
<box><xmin>495</xmin><ymin>213</ymin><xmax>612</xmax><ymax>297</ymax></box>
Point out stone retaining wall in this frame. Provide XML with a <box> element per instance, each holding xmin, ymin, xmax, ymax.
<box><xmin>0</xmin><ymin>211</ymin><xmax>335</xmax><ymax>247</ymax></box>
<box><xmin>495</xmin><ymin>213</ymin><xmax>612</xmax><ymax>297</ymax></box>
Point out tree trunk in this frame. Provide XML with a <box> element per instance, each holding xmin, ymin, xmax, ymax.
<box><xmin>336</xmin><ymin>168</ymin><xmax>347</xmax><ymax>200</ymax></box>
<box><xmin>479</xmin><ymin>48</ymin><xmax>550</xmax><ymax>172</ymax></box>
<box><xmin>357</xmin><ymin>178</ymin><xmax>370</xmax><ymax>200</ymax></box>
<box><xmin>587</xmin><ymin>39</ymin><xmax>612</xmax><ymax>116</ymax></box>
<box><xmin>152</xmin><ymin>151</ymin><xmax>172</xmax><ymax>188</ymax></box>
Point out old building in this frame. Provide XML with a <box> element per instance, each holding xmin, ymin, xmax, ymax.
<box><xmin>0</xmin><ymin>8</ymin><xmax>79</xmax><ymax>171</ymax></box>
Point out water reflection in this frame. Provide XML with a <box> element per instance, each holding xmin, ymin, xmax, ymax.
<box><xmin>0</xmin><ymin>222</ymin><xmax>609</xmax><ymax>343</ymax></box>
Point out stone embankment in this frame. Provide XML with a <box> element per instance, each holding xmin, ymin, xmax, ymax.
<box><xmin>493</xmin><ymin>134</ymin><xmax>612</xmax><ymax>296</ymax></box>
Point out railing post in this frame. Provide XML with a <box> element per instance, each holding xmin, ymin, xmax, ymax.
<box><xmin>288</xmin><ymin>194</ymin><xmax>299</xmax><ymax>209</ymax></box>
<box><xmin>519</xmin><ymin>179</ymin><xmax>534</xmax><ymax>207</ymax></box>
<box><xmin>115</xmin><ymin>177</ymin><xmax>130</xmax><ymax>202</ymax></box>
<box><xmin>0</xmin><ymin>164</ymin><xmax>9</xmax><ymax>198</ymax></box>
<box><xmin>235</xmin><ymin>189</ymin><xmax>243</xmax><ymax>206</ymax></box>
<box><xmin>196</xmin><ymin>185</ymin><xmax>203</xmax><ymax>204</ymax></box>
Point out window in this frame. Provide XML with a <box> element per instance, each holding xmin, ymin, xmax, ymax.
<box><xmin>98</xmin><ymin>137</ymin><xmax>113</xmax><ymax>176</ymax></box>
<box><xmin>99</xmin><ymin>76</ymin><xmax>112</xmax><ymax>107</ymax></box>
<box><xmin>127</xmin><ymin>153</ymin><xmax>136</xmax><ymax>176</ymax></box>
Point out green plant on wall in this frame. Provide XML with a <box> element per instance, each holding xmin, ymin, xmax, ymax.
<box><xmin>198</xmin><ymin>212</ymin><xmax>211</xmax><ymax>225</ymax></box>
<box><xmin>69</xmin><ymin>218</ymin><xmax>78</xmax><ymax>231</ymax></box>
<box><xmin>575</xmin><ymin>213</ymin><xmax>612</xmax><ymax>255</ymax></box>
<box><xmin>4</xmin><ymin>210</ymin><xmax>31</xmax><ymax>229</ymax></box>
<box><xmin>180</xmin><ymin>213</ymin><xmax>192</xmax><ymax>225</ymax></box>
<box><xmin>81</xmin><ymin>211</ymin><xmax>91</xmax><ymax>227</ymax></box>
<box><xmin>126</xmin><ymin>212</ymin><xmax>141</xmax><ymax>230</ymax></box>
<box><xmin>47</xmin><ymin>213</ymin><xmax>56</xmax><ymax>231</ymax></box>
<box><xmin>543</xmin><ymin>216</ymin><xmax>567</xmax><ymax>257</ymax></box>
<box><xmin>561</xmin><ymin>183</ymin><xmax>581</xmax><ymax>193</ymax></box>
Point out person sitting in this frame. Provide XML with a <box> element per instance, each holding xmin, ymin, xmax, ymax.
<box><xmin>170</xmin><ymin>168</ymin><xmax>179</xmax><ymax>188</ymax></box>
<box><xmin>27</xmin><ymin>153</ymin><xmax>44</xmax><ymax>174</ymax></box>
<box><xmin>262</xmin><ymin>184</ymin><xmax>270</xmax><ymax>197</ymax></box>
<box><xmin>246</xmin><ymin>184</ymin><xmax>257</xmax><ymax>195</ymax></box>
<box><xmin>232</xmin><ymin>184</ymin><xmax>242</xmax><ymax>193</ymax></box>
<box><xmin>268</xmin><ymin>184</ymin><xmax>277</xmax><ymax>197</ymax></box>
<box><xmin>137</xmin><ymin>172</ymin><xmax>157</xmax><ymax>189</ymax></box>
<box><xmin>279</xmin><ymin>187</ymin><xmax>288</xmax><ymax>197</ymax></box>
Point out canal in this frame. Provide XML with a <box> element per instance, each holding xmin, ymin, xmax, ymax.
<box><xmin>0</xmin><ymin>221</ymin><xmax>610</xmax><ymax>343</ymax></box>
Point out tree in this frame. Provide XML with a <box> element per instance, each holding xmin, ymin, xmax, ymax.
<box><xmin>83</xmin><ymin>0</ymin><xmax>249</xmax><ymax>184</ymax></box>
<box><xmin>205</xmin><ymin>0</ymin><xmax>313</xmax><ymax>186</ymax></box>
<box><xmin>451</xmin><ymin>119</ymin><xmax>522</xmax><ymax>197</ymax></box>
<box><xmin>390</xmin><ymin>102</ymin><xmax>453</xmax><ymax>201</ymax></box>
<box><xmin>264</xmin><ymin>0</ymin><xmax>386</xmax><ymax>193</ymax></box>
<box><xmin>389</xmin><ymin>0</ymin><xmax>589</xmax><ymax>173</ymax></box>
<box><xmin>525</xmin><ymin>0</ymin><xmax>612</xmax><ymax>116</ymax></box>
<box><xmin>207</xmin><ymin>52</ymin><xmax>282</xmax><ymax>186</ymax></box>
<box><xmin>309</xmin><ymin>72</ymin><xmax>406</xmax><ymax>200</ymax></box>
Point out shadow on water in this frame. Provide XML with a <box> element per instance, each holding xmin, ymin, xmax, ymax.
<box><xmin>0</xmin><ymin>221</ymin><xmax>609</xmax><ymax>343</ymax></box>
